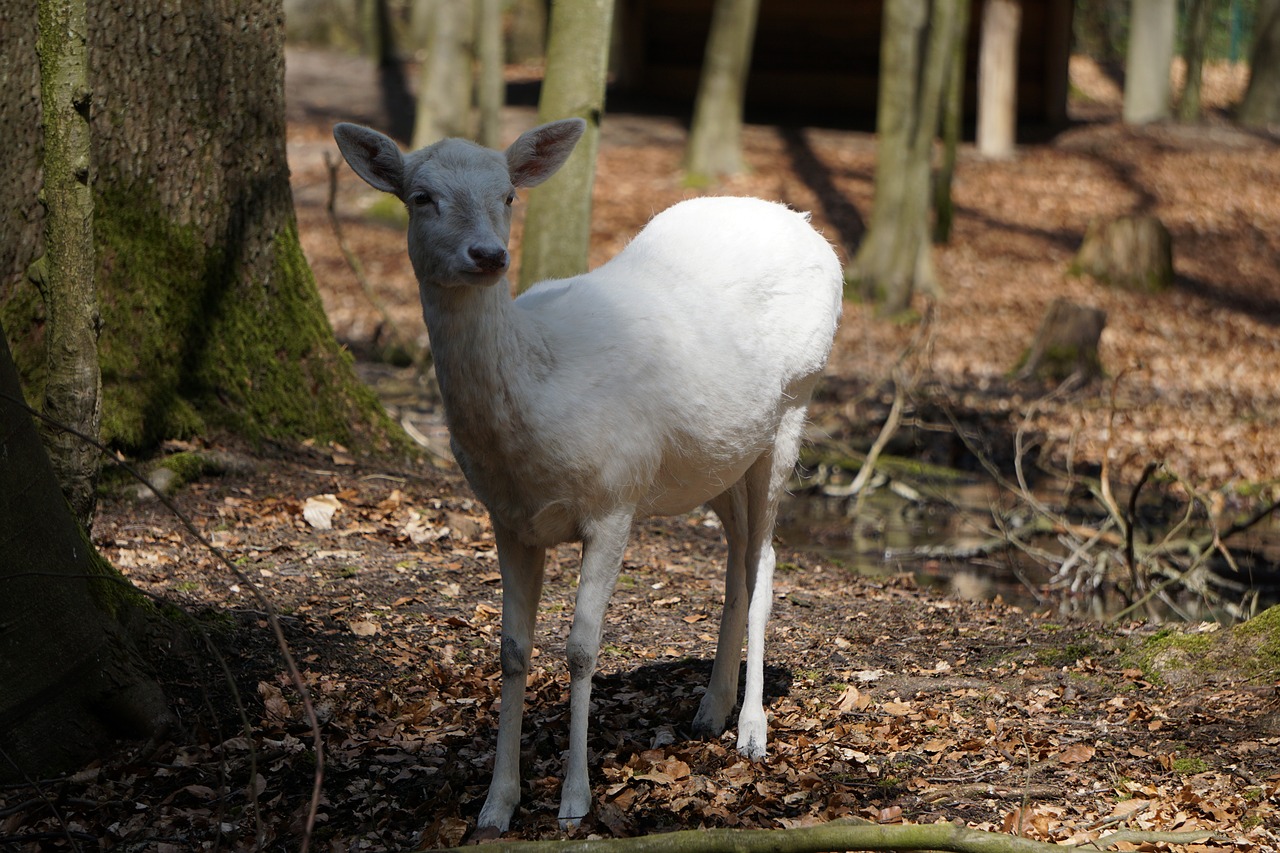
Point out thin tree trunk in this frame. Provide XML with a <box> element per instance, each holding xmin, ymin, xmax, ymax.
<box><xmin>1238</xmin><ymin>0</ymin><xmax>1280</xmax><ymax>127</ymax></box>
<box><xmin>519</xmin><ymin>0</ymin><xmax>615</xmax><ymax>290</ymax></box>
<box><xmin>413</xmin><ymin>0</ymin><xmax>476</xmax><ymax>147</ymax></box>
<box><xmin>1177</xmin><ymin>0</ymin><xmax>1216</xmax><ymax>122</ymax></box>
<box><xmin>1123</xmin><ymin>0</ymin><xmax>1176</xmax><ymax>124</ymax></box>
<box><xmin>934</xmin><ymin>0</ymin><xmax>971</xmax><ymax>244</ymax></box>
<box><xmin>683</xmin><ymin>0</ymin><xmax>761</xmax><ymax>182</ymax></box>
<box><xmin>976</xmin><ymin>0</ymin><xmax>1020</xmax><ymax>158</ymax></box>
<box><xmin>852</xmin><ymin>0</ymin><xmax>957</xmax><ymax>313</ymax></box>
<box><xmin>36</xmin><ymin>0</ymin><xmax>100</xmax><ymax>526</ymax></box>
<box><xmin>476</xmin><ymin>0</ymin><xmax>505</xmax><ymax>149</ymax></box>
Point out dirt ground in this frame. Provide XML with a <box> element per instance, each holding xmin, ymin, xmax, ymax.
<box><xmin>5</xmin><ymin>49</ymin><xmax>1280</xmax><ymax>851</ymax></box>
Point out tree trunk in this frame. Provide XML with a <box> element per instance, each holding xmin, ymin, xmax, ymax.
<box><xmin>35</xmin><ymin>0</ymin><xmax>101</xmax><ymax>527</ymax></box>
<box><xmin>851</xmin><ymin>0</ymin><xmax>960</xmax><ymax>313</ymax></box>
<box><xmin>518</xmin><ymin>0</ymin><xmax>616</xmax><ymax>290</ymax></box>
<box><xmin>1123</xmin><ymin>0</ymin><xmax>1176</xmax><ymax>124</ymax></box>
<box><xmin>1</xmin><ymin>0</ymin><xmax>393</xmax><ymax>455</ymax></box>
<box><xmin>507</xmin><ymin>0</ymin><xmax>548</xmax><ymax>63</ymax></box>
<box><xmin>1071</xmin><ymin>214</ymin><xmax>1174</xmax><ymax>292</ymax></box>
<box><xmin>0</xmin><ymin>323</ymin><xmax>171</xmax><ymax>784</ymax></box>
<box><xmin>1176</xmin><ymin>0</ymin><xmax>1215</xmax><ymax>122</ymax></box>
<box><xmin>976</xmin><ymin>0</ymin><xmax>1020</xmax><ymax>158</ymax></box>
<box><xmin>412</xmin><ymin>0</ymin><xmax>477</xmax><ymax>147</ymax></box>
<box><xmin>475</xmin><ymin>0</ymin><xmax>505</xmax><ymax>149</ymax></box>
<box><xmin>1238</xmin><ymin>0</ymin><xmax>1280</xmax><ymax>128</ymax></box>
<box><xmin>683</xmin><ymin>0</ymin><xmax>761</xmax><ymax>182</ymax></box>
<box><xmin>1014</xmin><ymin>297</ymin><xmax>1107</xmax><ymax>386</ymax></box>
<box><xmin>934</xmin><ymin>0</ymin><xmax>971</xmax><ymax>244</ymax></box>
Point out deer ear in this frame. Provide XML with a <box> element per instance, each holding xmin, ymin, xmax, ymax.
<box><xmin>333</xmin><ymin>123</ymin><xmax>404</xmax><ymax>196</ymax></box>
<box><xmin>506</xmin><ymin>118</ymin><xmax>586</xmax><ymax>188</ymax></box>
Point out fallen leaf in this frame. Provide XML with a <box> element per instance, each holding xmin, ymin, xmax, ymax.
<box><xmin>303</xmin><ymin>494</ymin><xmax>342</xmax><ymax>529</ymax></box>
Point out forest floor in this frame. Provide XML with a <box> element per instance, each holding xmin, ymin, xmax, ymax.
<box><xmin>6</xmin><ymin>49</ymin><xmax>1280</xmax><ymax>852</ymax></box>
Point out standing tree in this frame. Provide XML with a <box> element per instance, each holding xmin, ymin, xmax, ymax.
<box><xmin>34</xmin><ymin>0</ymin><xmax>100</xmax><ymax>526</ymax></box>
<box><xmin>934</xmin><ymin>0</ymin><xmax>972</xmax><ymax>244</ymax></box>
<box><xmin>1238</xmin><ymin>0</ymin><xmax>1280</xmax><ymax>127</ymax></box>
<box><xmin>518</xmin><ymin>0</ymin><xmax>616</xmax><ymax>289</ymax></box>
<box><xmin>1124</xmin><ymin>0</ymin><xmax>1177</xmax><ymax>124</ymax></box>
<box><xmin>976</xmin><ymin>0</ymin><xmax>1021</xmax><ymax>158</ymax></box>
<box><xmin>683</xmin><ymin>0</ymin><xmax>761</xmax><ymax>183</ymax></box>
<box><xmin>0</xmin><ymin>321</ymin><xmax>171</xmax><ymax>784</ymax></box>
<box><xmin>476</xmin><ymin>0</ymin><xmax>505</xmax><ymax>149</ymax></box>
<box><xmin>1</xmin><ymin>0</ymin><xmax>392</xmax><ymax>457</ymax></box>
<box><xmin>850</xmin><ymin>0</ymin><xmax>964</xmax><ymax>312</ymax></box>
<box><xmin>1177</xmin><ymin>0</ymin><xmax>1217</xmax><ymax>122</ymax></box>
<box><xmin>412</xmin><ymin>0</ymin><xmax>477</xmax><ymax>147</ymax></box>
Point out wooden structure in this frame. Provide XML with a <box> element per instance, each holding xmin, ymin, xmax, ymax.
<box><xmin>612</xmin><ymin>0</ymin><xmax>1075</xmax><ymax>128</ymax></box>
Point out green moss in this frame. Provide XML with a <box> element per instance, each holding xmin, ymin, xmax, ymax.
<box><xmin>1035</xmin><ymin>641</ymin><xmax>1099</xmax><ymax>668</ymax></box>
<box><xmin>87</xmin><ymin>185</ymin><xmax>401</xmax><ymax>454</ymax></box>
<box><xmin>1171</xmin><ymin>756</ymin><xmax>1210</xmax><ymax>775</ymax></box>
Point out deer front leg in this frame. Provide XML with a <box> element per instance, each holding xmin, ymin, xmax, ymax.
<box><xmin>476</xmin><ymin>523</ymin><xmax>546</xmax><ymax>833</ymax></box>
<box><xmin>558</xmin><ymin>510</ymin><xmax>632</xmax><ymax>828</ymax></box>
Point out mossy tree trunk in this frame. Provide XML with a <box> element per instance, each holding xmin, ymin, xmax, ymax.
<box><xmin>0</xmin><ymin>323</ymin><xmax>172</xmax><ymax>785</ymax></box>
<box><xmin>2</xmin><ymin>0</ymin><xmax>394</xmax><ymax>456</ymax></box>
<box><xmin>683</xmin><ymin>0</ymin><xmax>761</xmax><ymax>183</ymax></box>
<box><xmin>35</xmin><ymin>0</ymin><xmax>101</xmax><ymax>526</ymax></box>
<box><xmin>518</xmin><ymin>0</ymin><xmax>616</xmax><ymax>290</ymax></box>
<box><xmin>850</xmin><ymin>0</ymin><xmax>962</xmax><ymax>313</ymax></box>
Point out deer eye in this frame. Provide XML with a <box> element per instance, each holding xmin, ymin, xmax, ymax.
<box><xmin>408</xmin><ymin>191</ymin><xmax>435</xmax><ymax>208</ymax></box>
<box><xmin>504</xmin><ymin>191</ymin><xmax>515</xmax><ymax>207</ymax></box>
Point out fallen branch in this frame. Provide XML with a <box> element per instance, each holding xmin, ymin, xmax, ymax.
<box><xmin>450</xmin><ymin>819</ymin><xmax>1219</xmax><ymax>853</ymax></box>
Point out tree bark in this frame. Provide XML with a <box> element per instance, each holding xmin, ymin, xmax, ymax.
<box><xmin>1123</xmin><ymin>0</ymin><xmax>1176</xmax><ymax>124</ymax></box>
<box><xmin>519</xmin><ymin>0</ymin><xmax>616</xmax><ymax>290</ymax></box>
<box><xmin>476</xmin><ymin>0</ymin><xmax>505</xmax><ymax>149</ymax></box>
<box><xmin>683</xmin><ymin>0</ymin><xmax>761</xmax><ymax>182</ymax></box>
<box><xmin>1071</xmin><ymin>214</ymin><xmax>1173</xmax><ymax>292</ymax></box>
<box><xmin>1238</xmin><ymin>0</ymin><xmax>1280</xmax><ymax>127</ymax></box>
<box><xmin>35</xmin><ymin>0</ymin><xmax>101</xmax><ymax>527</ymax></box>
<box><xmin>1014</xmin><ymin>297</ymin><xmax>1107</xmax><ymax>386</ymax></box>
<box><xmin>0</xmin><ymin>323</ymin><xmax>171</xmax><ymax>785</ymax></box>
<box><xmin>412</xmin><ymin>0</ymin><xmax>477</xmax><ymax>147</ymax></box>
<box><xmin>1</xmin><ymin>0</ymin><xmax>394</xmax><ymax>455</ymax></box>
<box><xmin>976</xmin><ymin>0</ymin><xmax>1020</xmax><ymax>158</ymax></box>
<box><xmin>1176</xmin><ymin>0</ymin><xmax>1215</xmax><ymax>122</ymax></box>
<box><xmin>851</xmin><ymin>0</ymin><xmax>960</xmax><ymax>313</ymax></box>
<box><xmin>934</xmin><ymin>0</ymin><xmax>971</xmax><ymax>244</ymax></box>
<box><xmin>507</xmin><ymin>0</ymin><xmax>548</xmax><ymax>63</ymax></box>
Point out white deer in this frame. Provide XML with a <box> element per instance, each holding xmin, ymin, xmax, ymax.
<box><xmin>333</xmin><ymin>117</ymin><xmax>842</xmax><ymax>832</ymax></box>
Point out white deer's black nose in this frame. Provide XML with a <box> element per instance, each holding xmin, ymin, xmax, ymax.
<box><xmin>468</xmin><ymin>245</ymin><xmax>509</xmax><ymax>273</ymax></box>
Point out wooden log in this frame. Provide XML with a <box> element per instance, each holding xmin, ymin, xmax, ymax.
<box><xmin>1070</xmin><ymin>214</ymin><xmax>1173</xmax><ymax>292</ymax></box>
<box><xmin>1014</xmin><ymin>297</ymin><xmax>1107</xmax><ymax>385</ymax></box>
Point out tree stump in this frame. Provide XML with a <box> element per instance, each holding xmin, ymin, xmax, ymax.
<box><xmin>1071</xmin><ymin>214</ymin><xmax>1173</xmax><ymax>292</ymax></box>
<box><xmin>1014</xmin><ymin>297</ymin><xmax>1107</xmax><ymax>385</ymax></box>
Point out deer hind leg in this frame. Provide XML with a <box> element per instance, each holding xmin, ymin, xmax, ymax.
<box><xmin>693</xmin><ymin>483</ymin><xmax>749</xmax><ymax>738</ymax></box>
<box><xmin>737</xmin><ymin>406</ymin><xmax>809</xmax><ymax>758</ymax></box>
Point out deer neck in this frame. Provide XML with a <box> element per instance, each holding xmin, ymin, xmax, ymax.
<box><xmin>419</xmin><ymin>279</ymin><xmax>550</xmax><ymax>455</ymax></box>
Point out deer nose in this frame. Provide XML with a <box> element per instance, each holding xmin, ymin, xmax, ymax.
<box><xmin>468</xmin><ymin>245</ymin><xmax>509</xmax><ymax>273</ymax></box>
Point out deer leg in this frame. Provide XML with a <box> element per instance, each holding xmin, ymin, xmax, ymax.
<box><xmin>558</xmin><ymin>509</ymin><xmax>632</xmax><ymax>828</ymax></box>
<box><xmin>476</xmin><ymin>523</ymin><xmax>546</xmax><ymax>832</ymax></box>
<box><xmin>738</xmin><ymin>407</ymin><xmax>807</xmax><ymax>758</ymax></box>
<box><xmin>693</xmin><ymin>484</ymin><xmax>749</xmax><ymax>738</ymax></box>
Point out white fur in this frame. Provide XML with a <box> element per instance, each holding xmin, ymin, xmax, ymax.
<box><xmin>333</xmin><ymin>119</ymin><xmax>842</xmax><ymax>832</ymax></box>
